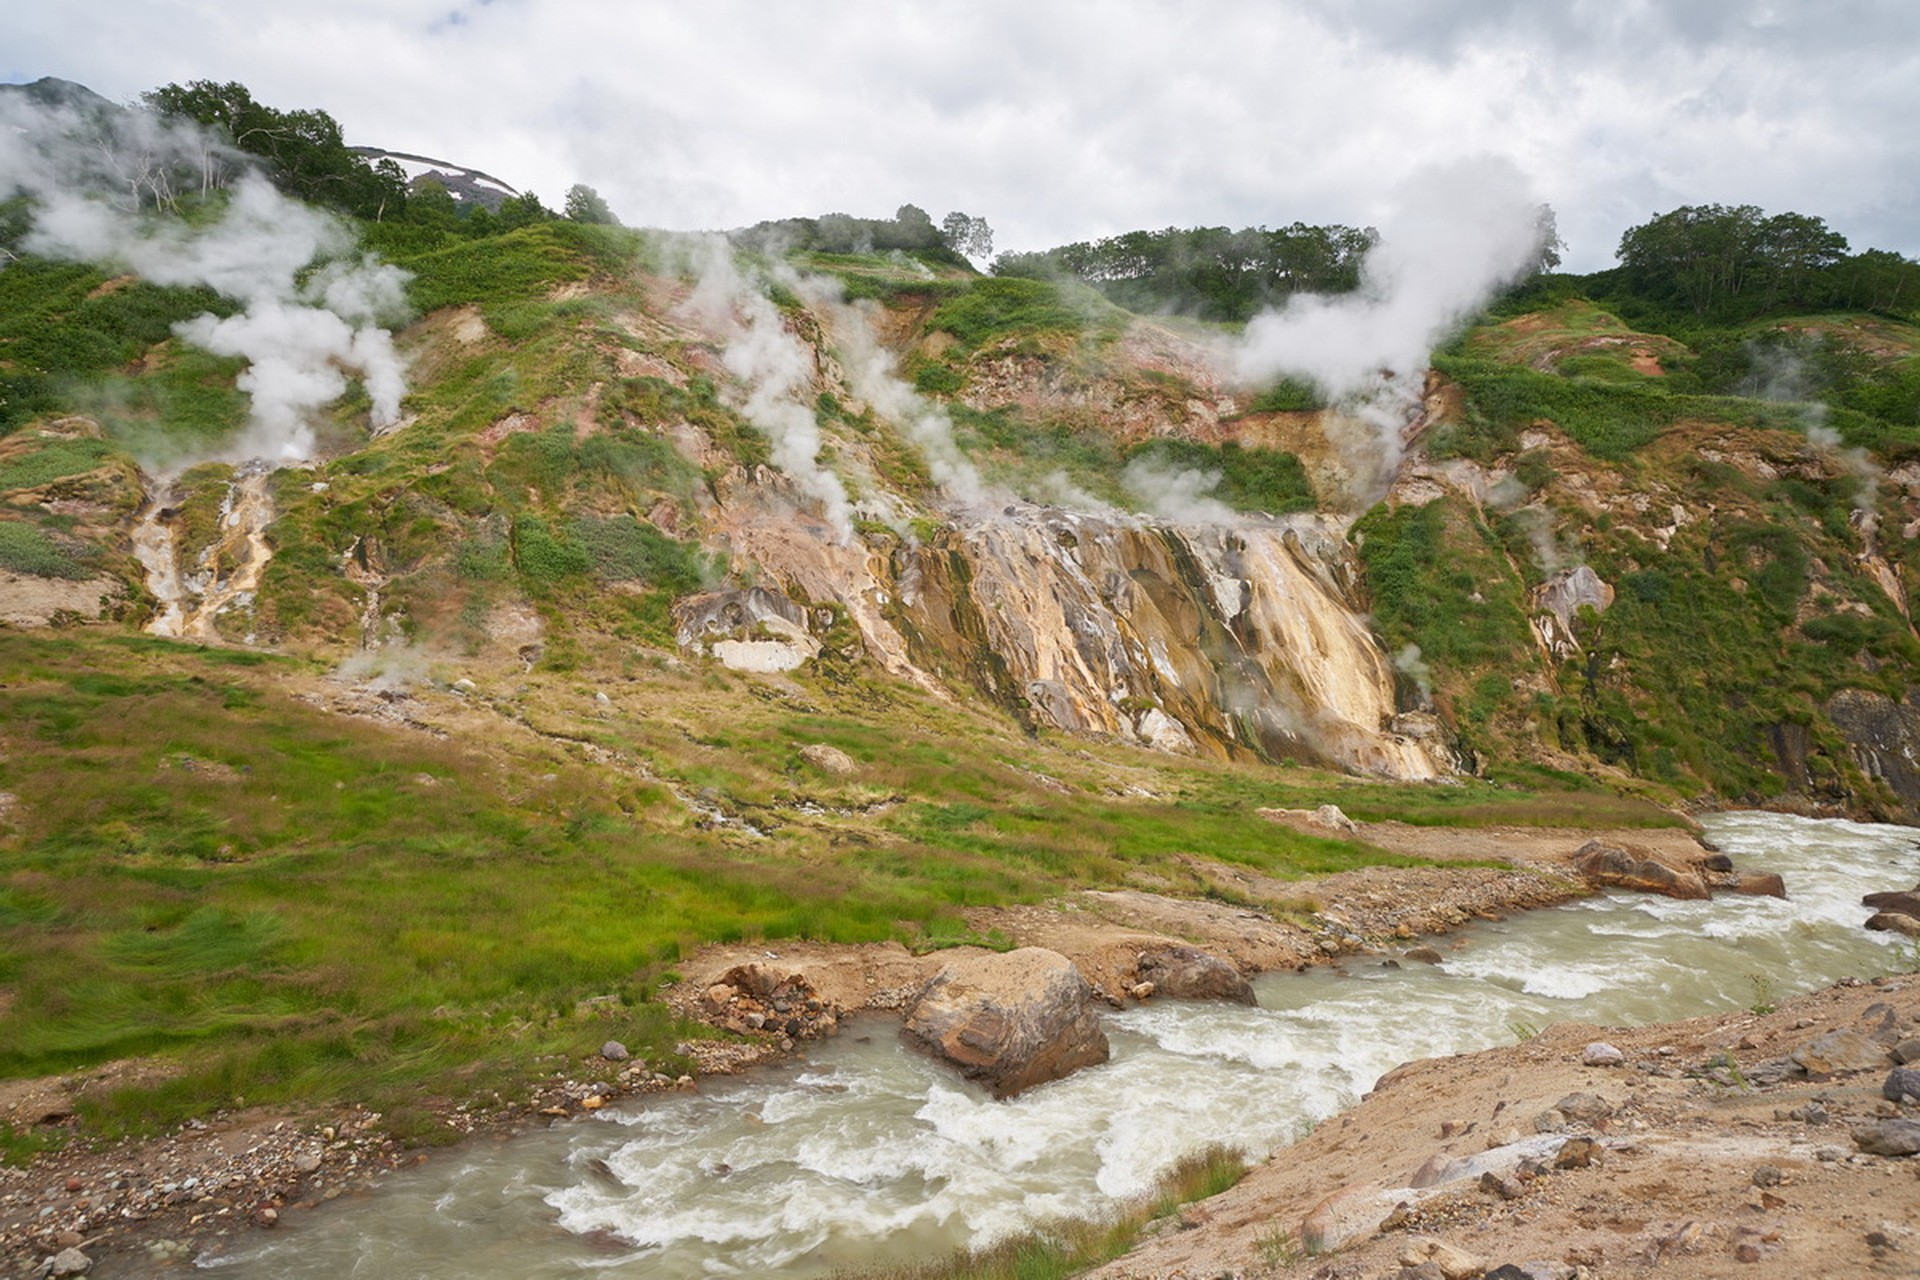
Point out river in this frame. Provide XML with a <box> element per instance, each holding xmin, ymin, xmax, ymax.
<box><xmin>203</xmin><ymin>812</ymin><xmax>1918</xmax><ymax>1278</ymax></box>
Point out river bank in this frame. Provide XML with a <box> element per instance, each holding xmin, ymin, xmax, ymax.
<box><xmin>2</xmin><ymin>813</ymin><xmax>1907</xmax><ymax>1278</ymax></box>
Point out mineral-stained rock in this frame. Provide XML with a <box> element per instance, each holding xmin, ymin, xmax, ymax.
<box><xmin>1572</xmin><ymin>840</ymin><xmax>1709</xmax><ymax>900</ymax></box>
<box><xmin>1134</xmin><ymin>944</ymin><xmax>1255</xmax><ymax>1005</ymax></box>
<box><xmin>1791</xmin><ymin>1029</ymin><xmax>1891</xmax><ymax>1075</ymax></box>
<box><xmin>1852</xmin><ymin>1118</ymin><xmax>1920</xmax><ymax>1157</ymax></box>
<box><xmin>901</xmin><ymin>947</ymin><xmax>1110</xmax><ymax>1098</ymax></box>
<box><xmin>1553</xmin><ymin>1136</ymin><xmax>1600</xmax><ymax>1169</ymax></box>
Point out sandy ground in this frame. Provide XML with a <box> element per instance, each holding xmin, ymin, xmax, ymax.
<box><xmin>1085</xmin><ymin>978</ymin><xmax>1920</xmax><ymax>1280</ymax></box>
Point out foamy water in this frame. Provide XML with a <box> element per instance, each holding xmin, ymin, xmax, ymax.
<box><xmin>204</xmin><ymin>812</ymin><xmax>1918</xmax><ymax>1278</ymax></box>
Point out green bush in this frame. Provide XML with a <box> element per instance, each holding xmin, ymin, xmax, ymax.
<box><xmin>1124</xmin><ymin>439</ymin><xmax>1315</xmax><ymax>513</ymax></box>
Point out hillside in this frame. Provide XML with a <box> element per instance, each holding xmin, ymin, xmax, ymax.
<box><xmin>3</xmin><ymin>83</ymin><xmax>1920</xmax><ymax>1217</ymax></box>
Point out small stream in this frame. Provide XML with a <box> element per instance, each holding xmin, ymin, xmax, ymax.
<box><xmin>204</xmin><ymin>812</ymin><xmax>1918</xmax><ymax>1278</ymax></box>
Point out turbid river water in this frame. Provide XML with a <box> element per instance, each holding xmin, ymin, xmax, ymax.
<box><xmin>205</xmin><ymin>812</ymin><xmax>1918</xmax><ymax>1278</ymax></box>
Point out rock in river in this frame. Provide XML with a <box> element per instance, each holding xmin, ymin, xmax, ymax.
<box><xmin>1134</xmin><ymin>944</ymin><xmax>1255</xmax><ymax>1005</ymax></box>
<box><xmin>901</xmin><ymin>947</ymin><xmax>1110</xmax><ymax>1098</ymax></box>
<box><xmin>1572</xmin><ymin>839</ymin><xmax>1710</xmax><ymax>900</ymax></box>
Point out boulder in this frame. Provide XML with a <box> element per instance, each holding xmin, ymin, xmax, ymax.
<box><xmin>1554</xmin><ymin>1091</ymin><xmax>1615</xmax><ymax>1124</ymax></box>
<box><xmin>1791</xmin><ymin>1029</ymin><xmax>1891</xmax><ymax>1075</ymax></box>
<box><xmin>1572</xmin><ymin>840</ymin><xmax>1709</xmax><ymax>900</ymax></box>
<box><xmin>1866</xmin><ymin>912</ymin><xmax>1920</xmax><ymax>938</ymax></box>
<box><xmin>1134</xmin><ymin>944</ymin><xmax>1255</xmax><ymax>1005</ymax></box>
<box><xmin>1714</xmin><ymin>871</ymin><xmax>1787</xmax><ymax>898</ymax></box>
<box><xmin>599</xmin><ymin>1040</ymin><xmax>630</xmax><ymax>1062</ymax></box>
<box><xmin>798</xmin><ymin>743</ymin><xmax>858</xmax><ymax>775</ymax></box>
<box><xmin>1852</xmin><ymin>1119</ymin><xmax>1920</xmax><ymax>1157</ymax></box>
<box><xmin>901</xmin><ymin>948</ymin><xmax>1110</xmax><ymax>1098</ymax></box>
<box><xmin>1862</xmin><ymin>890</ymin><xmax>1920</xmax><ymax>916</ymax></box>
<box><xmin>1399</xmin><ymin>1237</ymin><xmax>1488</xmax><ymax>1280</ymax></box>
<box><xmin>1884</xmin><ymin>1066</ymin><xmax>1920</xmax><ymax>1104</ymax></box>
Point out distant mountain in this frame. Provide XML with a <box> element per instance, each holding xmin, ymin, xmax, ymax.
<box><xmin>348</xmin><ymin>145</ymin><xmax>520</xmax><ymax>211</ymax></box>
<box><xmin>0</xmin><ymin>76</ymin><xmax>122</xmax><ymax>117</ymax></box>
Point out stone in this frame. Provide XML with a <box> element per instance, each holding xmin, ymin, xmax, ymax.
<box><xmin>1581</xmin><ymin>1041</ymin><xmax>1624</xmax><ymax>1066</ymax></box>
<box><xmin>1573</xmin><ymin>840</ymin><xmax>1709</xmax><ymax>900</ymax></box>
<box><xmin>599</xmin><ymin>1040</ymin><xmax>630</xmax><ymax>1062</ymax></box>
<box><xmin>1752</xmin><ymin>1164</ymin><xmax>1783</xmax><ymax>1187</ymax></box>
<box><xmin>1129</xmin><ymin>981</ymin><xmax>1155</xmax><ymax>1000</ymax></box>
<box><xmin>1884</xmin><ymin>1066</ymin><xmax>1920</xmax><ymax>1103</ymax></box>
<box><xmin>1480</xmin><ymin>1170</ymin><xmax>1526</xmax><ymax>1200</ymax></box>
<box><xmin>1300</xmin><ymin>1183</ymin><xmax>1394</xmax><ymax>1254</ymax></box>
<box><xmin>1866</xmin><ymin>912</ymin><xmax>1920</xmax><ymax>938</ymax></box>
<box><xmin>43</xmin><ymin>1249</ymin><xmax>92</xmax><ymax>1278</ymax></box>
<box><xmin>1134</xmin><ymin>944</ymin><xmax>1255</xmax><ymax>1005</ymax></box>
<box><xmin>1716</xmin><ymin>871</ymin><xmax>1787</xmax><ymax>898</ymax></box>
<box><xmin>1399</xmin><ymin>1237</ymin><xmax>1488</xmax><ymax>1280</ymax></box>
<box><xmin>1408</xmin><ymin>1152</ymin><xmax>1466</xmax><ymax>1188</ymax></box>
<box><xmin>1405</xmin><ymin>946</ymin><xmax>1445</xmax><ymax>965</ymax></box>
<box><xmin>292</xmin><ymin>1149</ymin><xmax>322</xmax><ymax>1175</ymax></box>
<box><xmin>1311</xmin><ymin>803</ymin><xmax>1358</xmax><ymax>833</ymax></box>
<box><xmin>1791</xmin><ymin>1029</ymin><xmax>1891</xmax><ymax>1075</ymax></box>
<box><xmin>798</xmin><ymin>743</ymin><xmax>857</xmax><ymax>775</ymax></box>
<box><xmin>1863</xmin><ymin>890</ymin><xmax>1920</xmax><ymax>917</ymax></box>
<box><xmin>1554</xmin><ymin>1136</ymin><xmax>1600</xmax><ymax>1169</ymax></box>
<box><xmin>1555</xmin><ymin>1092</ymin><xmax>1615</xmax><ymax>1123</ymax></box>
<box><xmin>900</xmin><ymin>948</ymin><xmax>1110</xmax><ymax>1098</ymax></box>
<box><xmin>1853</xmin><ymin>1119</ymin><xmax>1920</xmax><ymax>1157</ymax></box>
<box><xmin>1894</xmin><ymin>1038</ymin><xmax>1920</xmax><ymax>1065</ymax></box>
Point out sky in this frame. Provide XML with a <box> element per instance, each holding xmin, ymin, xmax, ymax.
<box><xmin>9</xmin><ymin>0</ymin><xmax>1920</xmax><ymax>271</ymax></box>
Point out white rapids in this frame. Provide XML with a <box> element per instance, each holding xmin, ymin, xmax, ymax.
<box><xmin>204</xmin><ymin>812</ymin><xmax>1919</xmax><ymax>1278</ymax></box>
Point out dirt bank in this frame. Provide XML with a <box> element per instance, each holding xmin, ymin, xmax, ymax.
<box><xmin>1085</xmin><ymin>976</ymin><xmax>1920</xmax><ymax>1280</ymax></box>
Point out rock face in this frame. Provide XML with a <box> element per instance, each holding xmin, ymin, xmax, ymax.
<box><xmin>1572</xmin><ymin>840</ymin><xmax>1709</xmax><ymax>900</ymax></box>
<box><xmin>1529</xmin><ymin>565</ymin><xmax>1615</xmax><ymax>658</ymax></box>
<box><xmin>709</xmin><ymin>500</ymin><xmax>1451</xmax><ymax>780</ymax></box>
<box><xmin>901</xmin><ymin>948</ymin><xmax>1110</xmax><ymax>1098</ymax></box>
<box><xmin>1827</xmin><ymin>688</ymin><xmax>1920</xmax><ymax>820</ymax></box>
<box><xmin>1134</xmin><ymin>944</ymin><xmax>1255</xmax><ymax>1005</ymax></box>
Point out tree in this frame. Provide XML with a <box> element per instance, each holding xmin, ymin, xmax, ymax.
<box><xmin>941</xmin><ymin>211</ymin><xmax>994</xmax><ymax>260</ymax></box>
<box><xmin>145</xmin><ymin>80</ymin><xmax>407</xmax><ymax>221</ymax></box>
<box><xmin>563</xmin><ymin>183</ymin><xmax>619</xmax><ymax>225</ymax></box>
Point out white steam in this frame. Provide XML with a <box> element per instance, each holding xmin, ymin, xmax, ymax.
<box><xmin>795</xmin><ymin>274</ymin><xmax>987</xmax><ymax>507</ymax></box>
<box><xmin>1120</xmin><ymin>455</ymin><xmax>1238</xmax><ymax>525</ymax></box>
<box><xmin>1741</xmin><ymin>343</ymin><xmax>1880</xmax><ymax>514</ymax></box>
<box><xmin>678</xmin><ymin>236</ymin><xmax>854</xmax><ymax>540</ymax></box>
<box><xmin>0</xmin><ymin>98</ymin><xmax>410</xmax><ymax>462</ymax></box>
<box><xmin>1230</xmin><ymin>157</ymin><xmax>1551</xmax><ymax>498</ymax></box>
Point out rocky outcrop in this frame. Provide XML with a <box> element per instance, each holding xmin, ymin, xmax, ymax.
<box><xmin>707</xmin><ymin>498</ymin><xmax>1451</xmax><ymax>780</ymax></box>
<box><xmin>1572</xmin><ymin>839</ymin><xmax>1709</xmax><ymax>900</ymax></box>
<box><xmin>900</xmin><ymin>947</ymin><xmax>1110</xmax><ymax>1097</ymax></box>
<box><xmin>1134</xmin><ymin>944</ymin><xmax>1255</xmax><ymax>1005</ymax></box>
<box><xmin>1529</xmin><ymin>565</ymin><xmax>1614</xmax><ymax>658</ymax></box>
<box><xmin>1827</xmin><ymin>688</ymin><xmax>1920</xmax><ymax>819</ymax></box>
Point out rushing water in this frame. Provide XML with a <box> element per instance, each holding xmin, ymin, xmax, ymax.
<box><xmin>205</xmin><ymin>812</ymin><xmax>1918</xmax><ymax>1278</ymax></box>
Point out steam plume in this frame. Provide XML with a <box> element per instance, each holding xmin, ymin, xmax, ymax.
<box><xmin>678</xmin><ymin>236</ymin><xmax>854</xmax><ymax>539</ymax></box>
<box><xmin>0</xmin><ymin>97</ymin><xmax>409</xmax><ymax>462</ymax></box>
<box><xmin>792</xmin><ymin>272</ymin><xmax>987</xmax><ymax>507</ymax></box>
<box><xmin>1120</xmin><ymin>454</ymin><xmax>1237</xmax><ymax>525</ymax></box>
<box><xmin>1230</xmin><ymin>157</ymin><xmax>1551</xmax><ymax>499</ymax></box>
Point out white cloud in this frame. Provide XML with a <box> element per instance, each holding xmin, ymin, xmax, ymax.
<box><xmin>10</xmin><ymin>0</ymin><xmax>1920</xmax><ymax>269</ymax></box>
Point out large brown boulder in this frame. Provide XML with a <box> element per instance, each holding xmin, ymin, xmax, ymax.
<box><xmin>1863</xmin><ymin>890</ymin><xmax>1920</xmax><ymax>917</ymax></box>
<box><xmin>1135</xmin><ymin>944</ymin><xmax>1256</xmax><ymax>1005</ymax></box>
<box><xmin>1573</xmin><ymin>840</ymin><xmax>1709</xmax><ymax>900</ymax></box>
<box><xmin>901</xmin><ymin>948</ymin><xmax>1110</xmax><ymax>1098</ymax></box>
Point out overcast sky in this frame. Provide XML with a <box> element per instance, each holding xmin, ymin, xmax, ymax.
<box><xmin>10</xmin><ymin>0</ymin><xmax>1919</xmax><ymax>271</ymax></box>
